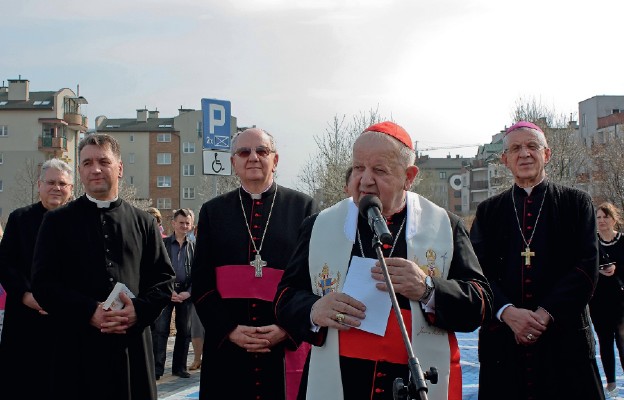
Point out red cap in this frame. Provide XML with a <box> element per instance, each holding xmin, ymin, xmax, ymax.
<box><xmin>505</xmin><ymin>121</ymin><xmax>544</xmax><ymax>135</ymax></box>
<box><xmin>363</xmin><ymin>121</ymin><xmax>413</xmax><ymax>150</ymax></box>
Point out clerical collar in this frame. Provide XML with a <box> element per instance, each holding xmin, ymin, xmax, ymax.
<box><xmin>240</xmin><ymin>181</ymin><xmax>274</xmax><ymax>200</ymax></box>
<box><xmin>517</xmin><ymin>177</ymin><xmax>546</xmax><ymax>196</ymax></box>
<box><xmin>86</xmin><ymin>193</ymin><xmax>118</xmax><ymax>208</ymax></box>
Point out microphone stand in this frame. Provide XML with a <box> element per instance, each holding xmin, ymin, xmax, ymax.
<box><xmin>371</xmin><ymin>234</ymin><xmax>437</xmax><ymax>400</ymax></box>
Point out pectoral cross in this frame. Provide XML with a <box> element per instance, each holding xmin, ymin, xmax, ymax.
<box><xmin>521</xmin><ymin>246</ymin><xmax>535</xmax><ymax>265</ymax></box>
<box><xmin>250</xmin><ymin>254</ymin><xmax>267</xmax><ymax>278</ymax></box>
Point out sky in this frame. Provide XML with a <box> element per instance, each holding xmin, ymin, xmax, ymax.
<box><xmin>2</xmin><ymin>0</ymin><xmax>623</xmax><ymax>189</ymax></box>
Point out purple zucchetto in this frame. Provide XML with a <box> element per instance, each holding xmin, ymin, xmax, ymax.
<box><xmin>505</xmin><ymin>121</ymin><xmax>544</xmax><ymax>135</ymax></box>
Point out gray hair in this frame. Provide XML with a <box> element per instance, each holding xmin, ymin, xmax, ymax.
<box><xmin>358</xmin><ymin>130</ymin><xmax>416</xmax><ymax>167</ymax></box>
<box><xmin>78</xmin><ymin>133</ymin><xmax>122</xmax><ymax>160</ymax></box>
<box><xmin>231</xmin><ymin>128</ymin><xmax>276</xmax><ymax>155</ymax></box>
<box><xmin>39</xmin><ymin>158</ymin><xmax>73</xmax><ymax>181</ymax></box>
<box><xmin>502</xmin><ymin>127</ymin><xmax>549</xmax><ymax>151</ymax></box>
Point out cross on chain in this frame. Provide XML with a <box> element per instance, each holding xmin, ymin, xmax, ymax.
<box><xmin>520</xmin><ymin>246</ymin><xmax>535</xmax><ymax>265</ymax></box>
<box><xmin>250</xmin><ymin>254</ymin><xmax>267</xmax><ymax>278</ymax></box>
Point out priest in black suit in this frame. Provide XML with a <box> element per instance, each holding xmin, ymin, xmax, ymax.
<box><xmin>0</xmin><ymin>158</ymin><xmax>74</xmax><ymax>398</ymax></box>
<box><xmin>470</xmin><ymin>121</ymin><xmax>604</xmax><ymax>400</ymax></box>
<box><xmin>191</xmin><ymin>128</ymin><xmax>318</xmax><ymax>400</ymax></box>
<box><xmin>32</xmin><ymin>134</ymin><xmax>174</xmax><ymax>400</ymax></box>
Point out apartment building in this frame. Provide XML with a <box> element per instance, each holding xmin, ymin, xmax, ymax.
<box><xmin>0</xmin><ymin>77</ymin><xmax>88</xmax><ymax>221</ymax></box>
<box><xmin>415</xmin><ymin>154</ymin><xmax>473</xmax><ymax>214</ymax></box>
<box><xmin>96</xmin><ymin>107</ymin><xmax>237</xmax><ymax>228</ymax></box>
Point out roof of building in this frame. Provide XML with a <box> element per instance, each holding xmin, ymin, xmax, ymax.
<box><xmin>0</xmin><ymin>91</ymin><xmax>56</xmax><ymax>110</ymax></box>
<box><xmin>416</xmin><ymin>156</ymin><xmax>473</xmax><ymax>169</ymax></box>
<box><xmin>96</xmin><ymin>117</ymin><xmax>177</xmax><ymax>132</ymax></box>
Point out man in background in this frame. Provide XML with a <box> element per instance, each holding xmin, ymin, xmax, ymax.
<box><xmin>152</xmin><ymin>208</ymin><xmax>196</xmax><ymax>380</ymax></box>
<box><xmin>0</xmin><ymin>158</ymin><xmax>73</xmax><ymax>398</ymax></box>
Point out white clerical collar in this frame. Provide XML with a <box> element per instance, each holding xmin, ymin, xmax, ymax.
<box><xmin>519</xmin><ymin>177</ymin><xmax>545</xmax><ymax>196</ymax></box>
<box><xmin>86</xmin><ymin>193</ymin><xmax>118</xmax><ymax>208</ymax></box>
<box><xmin>240</xmin><ymin>181</ymin><xmax>274</xmax><ymax>200</ymax></box>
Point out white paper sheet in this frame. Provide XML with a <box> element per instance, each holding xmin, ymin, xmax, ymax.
<box><xmin>342</xmin><ymin>256</ymin><xmax>392</xmax><ymax>336</ymax></box>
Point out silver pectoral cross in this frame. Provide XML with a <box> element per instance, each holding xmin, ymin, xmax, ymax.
<box><xmin>250</xmin><ymin>254</ymin><xmax>267</xmax><ymax>278</ymax></box>
<box><xmin>520</xmin><ymin>246</ymin><xmax>535</xmax><ymax>265</ymax></box>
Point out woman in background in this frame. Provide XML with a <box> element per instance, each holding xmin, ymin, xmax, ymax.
<box><xmin>590</xmin><ymin>202</ymin><xmax>624</xmax><ymax>399</ymax></box>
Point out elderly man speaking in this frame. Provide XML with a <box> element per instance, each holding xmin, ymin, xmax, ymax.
<box><xmin>274</xmin><ymin>121</ymin><xmax>492</xmax><ymax>400</ymax></box>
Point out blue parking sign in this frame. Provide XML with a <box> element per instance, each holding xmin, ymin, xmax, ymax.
<box><xmin>201</xmin><ymin>98</ymin><xmax>231</xmax><ymax>150</ymax></box>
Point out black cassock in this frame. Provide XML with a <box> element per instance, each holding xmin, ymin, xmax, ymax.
<box><xmin>0</xmin><ymin>202</ymin><xmax>54</xmax><ymax>397</ymax></box>
<box><xmin>471</xmin><ymin>180</ymin><xmax>604</xmax><ymax>400</ymax></box>
<box><xmin>192</xmin><ymin>183</ymin><xmax>317</xmax><ymax>400</ymax></box>
<box><xmin>31</xmin><ymin>196</ymin><xmax>175</xmax><ymax>400</ymax></box>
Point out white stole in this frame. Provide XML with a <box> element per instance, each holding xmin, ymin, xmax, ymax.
<box><xmin>307</xmin><ymin>192</ymin><xmax>454</xmax><ymax>400</ymax></box>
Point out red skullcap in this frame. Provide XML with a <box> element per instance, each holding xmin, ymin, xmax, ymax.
<box><xmin>505</xmin><ymin>121</ymin><xmax>544</xmax><ymax>135</ymax></box>
<box><xmin>363</xmin><ymin>121</ymin><xmax>414</xmax><ymax>150</ymax></box>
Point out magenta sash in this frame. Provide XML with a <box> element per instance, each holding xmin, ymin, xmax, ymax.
<box><xmin>215</xmin><ymin>265</ymin><xmax>283</xmax><ymax>302</ymax></box>
<box><xmin>215</xmin><ymin>264</ymin><xmax>306</xmax><ymax>400</ymax></box>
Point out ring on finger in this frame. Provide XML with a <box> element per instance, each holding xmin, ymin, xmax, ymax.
<box><xmin>335</xmin><ymin>312</ymin><xmax>345</xmax><ymax>323</ymax></box>
<box><xmin>527</xmin><ymin>333</ymin><xmax>534</xmax><ymax>341</ymax></box>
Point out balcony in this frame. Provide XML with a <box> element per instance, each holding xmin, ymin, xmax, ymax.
<box><xmin>39</xmin><ymin>136</ymin><xmax>68</xmax><ymax>152</ymax></box>
<box><xmin>64</xmin><ymin>113</ymin><xmax>89</xmax><ymax>131</ymax></box>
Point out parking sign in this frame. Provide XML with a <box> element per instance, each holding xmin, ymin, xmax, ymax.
<box><xmin>201</xmin><ymin>98</ymin><xmax>231</xmax><ymax>150</ymax></box>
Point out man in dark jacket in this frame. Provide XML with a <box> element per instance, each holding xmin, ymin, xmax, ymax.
<box><xmin>152</xmin><ymin>207</ymin><xmax>196</xmax><ymax>379</ymax></box>
<box><xmin>32</xmin><ymin>134</ymin><xmax>174</xmax><ymax>400</ymax></box>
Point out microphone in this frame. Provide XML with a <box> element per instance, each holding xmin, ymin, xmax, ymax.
<box><xmin>358</xmin><ymin>195</ymin><xmax>393</xmax><ymax>245</ymax></box>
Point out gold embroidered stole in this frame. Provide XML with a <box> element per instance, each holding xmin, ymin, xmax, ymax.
<box><xmin>307</xmin><ymin>193</ymin><xmax>454</xmax><ymax>400</ymax></box>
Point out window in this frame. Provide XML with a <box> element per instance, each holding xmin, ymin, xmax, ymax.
<box><xmin>130</xmin><ymin>134</ymin><xmax>134</xmax><ymax>142</ymax></box>
<box><xmin>157</xmin><ymin>153</ymin><xmax>172</xmax><ymax>165</ymax></box>
<box><xmin>128</xmin><ymin>153</ymin><xmax>135</xmax><ymax>164</ymax></box>
<box><xmin>0</xmin><ymin>180</ymin><xmax>3</xmax><ymax>192</ymax></box>
<box><xmin>0</xmin><ymin>125</ymin><xmax>8</xmax><ymax>137</ymax></box>
<box><xmin>197</xmin><ymin>121</ymin><xmax>202</xmax><ymax>139</ymax></box>
<box><xmin>454</xmin><ymin>190</ymin><xmax>461</xmax><ymax>198</ymax></box>
<box><xmin>454</xmin><ymin>205</ymin><xmax>462</xmax><ymax>212</ymax></box>
<box><xmin>183</xmin><ymin>187</ymin><xmax>195</xmax><ymax>199</ymax></box>
<box><xmin>157</xmin><ymin>198</ymin><xmax>172</xmax><ymax>209</ymax></box>
<box><xmin>0</xmin><ymin>152</ymin><xmax>3</xmax><ymax>164</ymax></box>
<box><xmin>183</xmin><ymin>142</ymin><xmax>196</xmax><ymax>153</ymax></box>
<box><xmin>439</xmin><ymin>172</ymin><xmax>446</xmax><ymax>179</ymax></box>
<box><xmin>183</xmin><ymin>164</ymin><xmax>195</xmax><ymax>176</ymax></box>
<box><xmin>129</xmin><ymin>176</ymin><xmax>134</xmax><ymax>185</ymax></box>
<box><xmin>157</xmin><ymin>176</ymin><xmax>172</xmax><ymax>187</ymax></box>
<box><xmin>157</xmin><ymin>133</ymin><xmax>171</xmax><ymax>142</ymax></box>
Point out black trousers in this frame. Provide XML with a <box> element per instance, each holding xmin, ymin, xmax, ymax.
<box><xmin>152</xmin><ymin>299</ymin><xmax>192</xmax><ymax>375</ymax></box>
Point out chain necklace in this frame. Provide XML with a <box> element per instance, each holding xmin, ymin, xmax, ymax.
<box><xmin>511</xmin><ymin>182</ymin><xmax>547</xmax><ymax>265</ymax></box>
<box><xmin>239</xmin><ymin>185</ymin><xmax>278</xmax><ymax>277</ymax></box>
<box><xmin>357</xmin><ymin>215</ymin><xmax>407</xmax><ymax>258</ymax></box>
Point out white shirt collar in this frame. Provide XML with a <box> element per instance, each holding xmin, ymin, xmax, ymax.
<box><xmin>86</xmin><ymin>193</ymin><xmax>118</xmax><ymax>208</ymax></box>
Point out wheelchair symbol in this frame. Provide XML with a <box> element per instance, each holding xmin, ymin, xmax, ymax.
<box><xmin>211</xmin><ymin>153</ymin><xmax>224</xmax><ymax>173</ymax></box>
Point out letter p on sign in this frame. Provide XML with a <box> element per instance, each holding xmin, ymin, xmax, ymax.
<box><xmin>209</xmin><ymin>103</ymin><xmax>225</xmax><ymax>134</ymax></box>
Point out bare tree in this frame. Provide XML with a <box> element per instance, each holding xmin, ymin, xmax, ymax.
<box><xmin>297</xmin><ymin>108</ymin><xmax>386</xmax><ymax>209</ymax></box>
<box><xmin>592</xmin><ymin>139</ymin><xmax>624</xmax><ymax>210</ymax></box>
<box><xmin>10</xmin><ymin>158</ymin><xmax>41</xmax><ymax>208</ymax></box>
<box><xmin>197</xmin><ymin>174</ymin><xmax>240</xmax><ymax>202</ymax></box>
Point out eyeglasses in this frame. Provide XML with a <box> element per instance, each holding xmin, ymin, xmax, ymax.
<box><xmin>504</xmin><ymin>142</ymin><xmax>545</xmax><ymax>154</ymax></box>
<box><xmin>43</xmin><ymin>180</ymin><xmax>72</xmax><ymax>189</ymax></box>
<box><xmin>234</xmin><ymin>146</ymin><xmax>275</xmax><ymax>158</ymax></box>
